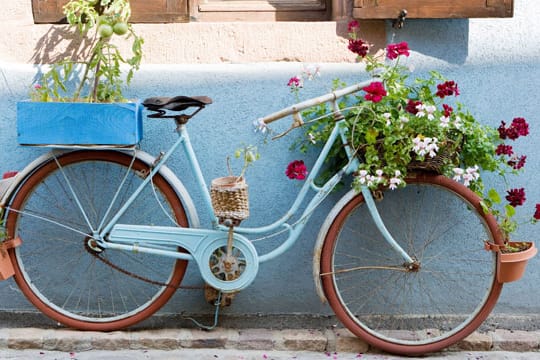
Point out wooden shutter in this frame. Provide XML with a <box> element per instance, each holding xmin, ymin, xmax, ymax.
<box><xmin>31</xmin><ymin>0</ymin><xmax>189</xmax><ymax>23</ymax></box>
<box><xmin>353</xmin><ymin>0</ymin><xmax>513</xmax><ymax>19</ymax></box>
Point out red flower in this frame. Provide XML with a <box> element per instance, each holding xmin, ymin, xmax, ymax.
<box><xmin>534</xmin><ymin>204</ymin><xmax>540</xmax><ymax>220</ymax></box>
<box><xmin>405</xmin><ymin>99</ymin><xmax>422</xmax><ymax>114</ymax></box>
<box><xmin>286</xmin><ymin>160</ymin><xmax>308</xmax><ymax>180</ymax></box>
<box><xmin>511</xmin><ymin>117</ymin><xmax>529</xmax><ymax>137</ymax></box>
<box><xmin>442</xmin><ymin>104</ymin><xmax>453</xmax><ymax>117</ymax></box>
<box><xmin>347</xmin><ymin>20</ymin><xmax>359</xmax><ymax>32</ymax></box>
<box><xmin>498</xmin><ymin>118</ymin><xmax>529</xmax><ymax>140</ymax></box>
<box><xmin>386</xmin><ymin>42</ymin><xmax>410</xmax><ymax>60</ymax></box>
<box><xmin>435</xmin><ymin>81</ymin><xmax>460</xmax><ymax>98</ymax></box>
<box><xmin>348</xmin><ymin>39</ymin><xmax>370</xmax><ymax>58</ymax></box>
<box><xmin>363</xmin><ymin>82</ymin><xmax>387</xmax><ymax>103</ymax></box>
<box><xmin>507</xmin><ymin>155</ymin><xmax>527</xmax><ymax>170</ymax></box>
<box><xmin>495</xmin><ymin>144</ymin><xmax>514</xmax><ymax>156</ymax></box>
<box><xmin>506</xmin><ymin>188</ymin><xmax>526</xmax><ymax>207</ymax></box>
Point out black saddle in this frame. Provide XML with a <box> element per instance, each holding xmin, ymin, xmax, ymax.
<box><xmin>142</xmin><ymin>95</ymin><xmax>212</xmax><ymax>112</ymax></box>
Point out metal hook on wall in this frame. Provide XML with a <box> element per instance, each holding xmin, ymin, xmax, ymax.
<box><xmin>392</xmin><ymin>9</ymin><xmax>408</xmax><ymax>29</ymax></box>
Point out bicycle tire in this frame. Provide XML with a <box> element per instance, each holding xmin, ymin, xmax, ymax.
<box><xmin>5</xmin><ymin>150</ymin><xmax>189</xmax><ymax>331</ymax></box>
<box><xmin>320</xmin><ymin>173</ymin><xmax>503</xmax><ymax>355</ymax></box>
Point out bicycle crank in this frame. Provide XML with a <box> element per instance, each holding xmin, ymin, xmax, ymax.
<box><xmin>197</xmin><ymin>235</ymin><xmax>259</xmax><ymax>293</ymax></box>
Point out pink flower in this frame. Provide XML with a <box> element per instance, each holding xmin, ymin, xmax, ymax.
<box><xmin>287</xmin><ymin>76</ymin><xmax>302</xmax><ymax>88</ymax></box>
<box><xmin>286</xmin><ymin>160</ymin><xmax>308</xmax><ymax>180</ymax></box>
<box><xmin>362</xmin><ymin>82</ymin><xmax>386</xmax><ymax>103</ymax></box>
<box><xmin>348</xmin><ymin>39</ymin><xmax>370</xmax><ymax>58</ymax></box>
<box><xmin>34</xmin><ymin>83</ymin><xmax>42</xmax><ymax>89</ymax></box>
<box><xmin>435</xmin><ymin>80</ymin><xmax>460</xmax><ymax>98</ymax></box>
<box><xmin>506</xmin><ymin>188</ymin><xmax>526</xmax><ymax>207</ymax></box>
<box><xmin>386</xmin><ymin>41</ymin><xmax>410</xmax><ymax>60</ymax></box>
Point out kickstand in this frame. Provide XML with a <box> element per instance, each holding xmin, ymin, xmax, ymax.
<box><xmin>184</xmin><ymin>291</ymin><xmax>222</xmax><ymax>331</ymax></box>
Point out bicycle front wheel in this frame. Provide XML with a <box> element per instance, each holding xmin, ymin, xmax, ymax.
<box><xmin>5</xmin><ymin>150</ymin><xmax>190</xmax><ymax>331</ymax></box>
<box><xmin>320</xmin><ymin>173</ymin><xmax>503</xmax><ymax>355</ymax></box>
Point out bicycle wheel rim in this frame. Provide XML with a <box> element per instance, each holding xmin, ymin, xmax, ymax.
<box><xmin>6</xmin><ymin>150</ymin><xmax>189</xmax><ymax>330</ymax></box>
<box><xmin>321</xmin><ymin>174</ymin><xmax>503</xmax><ymax>355</ymax></box>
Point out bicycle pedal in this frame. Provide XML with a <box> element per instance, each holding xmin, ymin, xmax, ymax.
<box><xmin>204</xmin><ymin>284</ymin><xmax>237</xmax><ymax>307</ymax></box>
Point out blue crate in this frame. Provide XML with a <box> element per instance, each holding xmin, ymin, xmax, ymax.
<box><xmin>17</xmin><ymin>101</ymin><xmax>143</xmax><ymax>146</ymax></box>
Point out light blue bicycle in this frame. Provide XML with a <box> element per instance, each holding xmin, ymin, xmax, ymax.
<box><xmin>2</xmin><ymin>79</ymin><xmax>504</xmax><ymax>355</ymax></box>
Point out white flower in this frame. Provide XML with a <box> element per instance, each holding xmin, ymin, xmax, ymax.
<box><xmin>253</xmin><ymin>118</ymin><xmax>268</xmax><ymax>133</ymax></box>
<box><xmin>389</xmin><ymin>170</ymin><xmax>402</xmax><ymax>190</ymax></box>
<box><xmin>453</xmin><ymin>116</ymin><xmax>462</xmax><ymax>129</ymax></box>
<box><xmin>452</xmin><ymin>167</ymin><xmax>464</xmax><ymax>182</ymax></box>
<box><xmin>425</xmin><ymin>105</ymin><xmax>437</xmax><ymax>120</ymax></box>
<box><xmin>466</xmin><ymin>165</ymin><xmax>480</xmax><ymax>181</ymax></box>
<box><xmin>301</xmin><ymin>64</ymin><xmax>321</xmax><ymax>80</ymax></box>
<box><xmin>357</xmin><ymin>170</ymin><xmax>368</xmax><ymax>184</ymax></box>
<box><xmin>412</xmin><ymin>136</ymin><xmax>438</xmax><ymax>157</ymax></box>
<box><xmin>308</xmin><ymin>133</ymin><xmax>316</xmax><ymax>144</ymax></box>
<box><xmin>440</xmin><ymin>116</ymin><xmax>450</xmax><ymax>128</ymax></box>
<box><xmin>375</xmin><ymin>169</ymin><xmax>384</xmax><ymax>183</ymax></box>
<box><xmin>382</xmin><ymin>113</ymin><xmax>392</xmax><ymax>126</ymax></box>
<box><xmin>415</xmin><ymin>104</ymin><xmax>426</xmax><ymax>118</ymax></box>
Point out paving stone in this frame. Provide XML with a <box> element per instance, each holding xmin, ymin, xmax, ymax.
<box><xmin>7</xmin><ymin>328</ymin><xmax>43</xmax><ymax>349</ymax></box>
<box><xmin>452</xmin><ymin>331</ymin><xmax>492</xmax><ymax>351</ymax></box>
<box><xmin>236</xmin><ymin>329</ymin><xmax>275</xmax><ymax>350</ymax></box>
<box><xmin>274</xmin><ymin>329</ymin><xmax>326</xmax><ymax>352</ymax></box>
<box><xmin>333</xmin><ymin>328</ymin><xmax>369</xmax><ymax>354</ymax></box>
<box><xmin>492</xmin><ymin>329</ymin><xmax>540</xmax><ymax>352</ymax></box>
<box><xmin>180</xmin><ymin>328</ymin><xmax>238</xmax><ymax>349</ymax></box>
<box><xmin>129</xmin><ymin>329</ymin><xmax>184</xmax><ymax>350</ymax></box>
<box><xmin>91</xmin><ymin>331</ymin><xmax>130</xmax><ymax>351</ymax></box>
<box><xmin>42</xmin><ymin>329</ymin><xmax>93</xmax><ymax>352</ymax></box>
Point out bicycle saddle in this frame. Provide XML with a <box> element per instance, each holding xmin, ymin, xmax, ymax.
<box><xmin>142</xmin><ymin>95</ymin><xmax>213</xmax><ymax>112</ymax></box>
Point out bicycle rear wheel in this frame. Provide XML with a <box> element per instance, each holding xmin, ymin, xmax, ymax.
<box><xmin>5</xmin><ymin>150</ymin><xmax>190</xmax><ymax>331</ymax></box>
<box><xmin>320</xmin><ymin>173</ymin><xmax>503</xmax><ymax>355</ymax></box>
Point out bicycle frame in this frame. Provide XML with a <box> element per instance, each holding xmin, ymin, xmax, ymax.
<box><xmin>50</xmin><ymin>79</ymin><xmax>414</xmax><ymax>292</ymax></box>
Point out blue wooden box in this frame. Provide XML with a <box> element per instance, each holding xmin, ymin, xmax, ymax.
<box><xmin>17</xmin><ymin>101</ymin><xmax>143</xmax><ymax>146</ymax></box>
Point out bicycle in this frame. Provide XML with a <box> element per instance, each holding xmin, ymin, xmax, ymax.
<box><xmin>1</xmin><ymin>79</ymin><xmax>504</xmax><ymax>355</ymax></box>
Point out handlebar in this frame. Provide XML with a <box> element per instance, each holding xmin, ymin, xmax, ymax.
<box><xmin>259</xmin><ymin>79</ymin><xmax>376</xmax><ymax>125</ymax></box>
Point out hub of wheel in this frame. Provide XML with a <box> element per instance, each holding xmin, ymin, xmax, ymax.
<box><xmin>85</xmin><ymin>236</ymin><xmax>104</xmax><ymax>254</ymax></box>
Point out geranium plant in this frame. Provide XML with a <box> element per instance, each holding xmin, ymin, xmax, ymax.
<box><xmin>262</xmin><ymin>20</ymin><xmax>538</xmax><ymax>248</ymax></box>
<box><xmin>30</xmin><ymin>0</ymin><xmax>143</xmax><ymax>102</ymax></box>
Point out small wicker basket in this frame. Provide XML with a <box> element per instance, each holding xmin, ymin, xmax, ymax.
<box><xmin>210</xmin><ymin>176</ymin><xmax>250</xmax><ymax>224</ymax></box>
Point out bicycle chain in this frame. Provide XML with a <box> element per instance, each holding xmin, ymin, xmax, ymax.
<box><xmin>85</xmin><ymin>243</ymin><xmax>203</xmax><ymax>290</ymax></box>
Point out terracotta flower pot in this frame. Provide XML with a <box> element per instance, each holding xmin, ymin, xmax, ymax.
<box><xmin>496</xmin><ymin>241</ymin><xmax>537</xmax><ymax>283</ymax></box>
<box><xmin>0</xmin><ymin>237</ymin><xmax>22</xmax><ymax>281</ymax></box>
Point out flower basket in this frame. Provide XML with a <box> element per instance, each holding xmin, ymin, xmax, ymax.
<box><xmin>485</xmin><ymin>241</ymin><xmax>537</xmax><ymax>283</ymax></box>
<box><xmin>210</xmin><ymin>176</ymin><xmax>250</xmax><ymax>225</ymax></box>
<box><xmin>407</xmin><ymin>140</ymin><xmax>460</xmax><ymax>174</ymax></box>
<box><xmin>17</xmin><ymin>101</ymin><xmax>143</xmax><ymax>146</ymax></box>
<box><xmin>0</xmin><ymin>237</ymin><xmax>22</xmax><ymax>281</ymax></box>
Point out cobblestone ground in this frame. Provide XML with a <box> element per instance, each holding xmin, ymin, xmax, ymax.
<box><xmin>0</xmin><ymin>327</ymin><xmax>539</xmax><ymax>359</ymax></box>
<box><xmin>1</xmin><ymin>349</ymin><xmax>540</xmax><ymax>360</ymax></box>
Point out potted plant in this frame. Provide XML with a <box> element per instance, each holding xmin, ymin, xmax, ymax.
<box><xmin>0</xmin><ymin>219</ymin><xmax>22</xmax><ymax>280</ymax></box>
<box><xmin>479</xmin><ymin>119</ymin><xmax>539</xmax><ymax>282</ymax></box>
<box><xmin>210</xmin><ymin>145</ymin><xmax>260</xmax><ymax>226</ymax></box>
<box><xmin>17</xmin><ymin>0</ymin><xmax>144</xmax><ymax>146</ymax></box>
<box><xmin>258</xmin><ymin>20</ymin><xmax>538</xmax><ymax>282</ymax></box>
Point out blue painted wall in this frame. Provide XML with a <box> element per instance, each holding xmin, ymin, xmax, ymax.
<box><xmin>0</xmin><ymin>1</ymin><xmax>538</xmax><ymax>325</ymax></box>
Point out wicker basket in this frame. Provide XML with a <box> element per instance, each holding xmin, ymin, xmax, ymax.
<box><xmin>210</xmin><ymin>176</ymin><xmax>250</xmax><ymax>224</ymax></box>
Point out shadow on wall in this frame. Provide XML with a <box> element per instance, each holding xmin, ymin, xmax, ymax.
<box><xmin>386</xmin><ymin>19</ymin><xmax>469</xmax><ymax>65</ymax></box>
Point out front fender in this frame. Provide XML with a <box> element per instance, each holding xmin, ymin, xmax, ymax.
<box><xmin>312</xmin><ymin>189</ymin><xmax>358</xmax><ymax>304</ymax></box>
